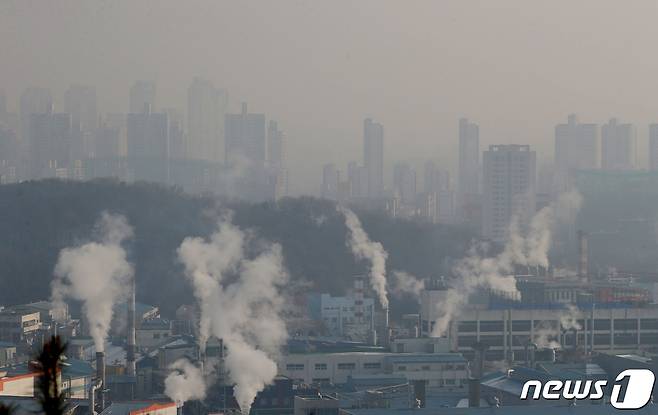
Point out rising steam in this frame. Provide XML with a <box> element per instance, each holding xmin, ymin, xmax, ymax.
<box><xmin>339</xmin><ymin>207</ymin><xmax>389</xmax><ymax>309</ymax></box>
<box><xmin>178</xmin><ymin>218</ymin><xmax>288</xmax><ymax>414</ymax></box>
<box><xmin>51</xmin><ymin>212</ymin><xmax>134</xmax><ymax>352</ymax></box>
<box><xmin>431</xmin><ymin>191</ymin><xmax>583</xmax><ymax>337</ymax></box>
<box><xmin>164</xmin><ymin>358</ymin><xmax>207</xmax><ymax>406</ymax></box>
<box><xmin>392</xmin><ymin>271</ymin><xmax>425</xmax><ymax>297</ymax></box>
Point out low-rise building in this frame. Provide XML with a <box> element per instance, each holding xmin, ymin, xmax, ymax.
<box><xmin>420</xmin><ymin>280</ymin><xmax>658</xmax><ymax>360</ymax></box>
<box><xmin>136</xmin><ymin>319</ymin><xmax>172</xmax><ymax>351</ymax></box>
<box><xmin>0</xmin><ymin>342</ymin><xmax>17</xmax><ymax>366</ymax></box>
<box><xmin>0</xmin><ymin>307</ymin><xmax>41</xmax><ymax>344</ymax></box>
<box><xmin>279</xmin><ymin>352</ymin><xmax>468</xmax><ymax>389</ymax></box>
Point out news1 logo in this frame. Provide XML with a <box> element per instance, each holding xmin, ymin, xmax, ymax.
<box><xmin>520</xmin><ymin>369</ymin><xmax>655</xmax><ymax>409</ymax></box>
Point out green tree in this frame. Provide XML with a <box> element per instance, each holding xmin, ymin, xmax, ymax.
<box><xmin>35</xmin><ymin>336</ymin><xmax>67</xmax><ymax>415</ymax></box>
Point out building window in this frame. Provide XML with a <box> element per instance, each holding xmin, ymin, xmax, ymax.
<box><xmin>314</xmin><ymin>363</ymin><xmax>327</xmax><ymax>370</ymax></box>
<box><xmin>641</xmin><ymin>319</ymin><xmax>658</xmax><ymax>330</ymax></box>
<box><xmin>421</xmin><ymin>365</ymin><xmax>430</xmax><ymax>371</ymax></box>
<box><xmin>337</xmin><ymin>363</ymin><xmax>355</xmax><ymax>370</ymax></box>
<box><xmin>593</xmin><ymin>319</ymin><xmax>611</xmax><ymax>330</ymax></box>
<box><xmin>614</xmin><ymin>333</ymin><xmax>637</xmax><ymax>345</ymax></box>
<box><xmin>397</xmin><ymin>365</ymin><xmax>406</xmax><ymax>371</ymax></box>
<box><xmin>458</xmin><ymin>321</ymin><xmax>477</xmax><ymax>332</ymax></box>
<box><xmin>457</xmin><ymin>336</ymin><xmax>477</xmax><ymax>347</ymax></box>
<box><xmin>614</xmin><ymin>319</ymin><xmax>637</xmax><ymax>331</ymax></box>
<box><xmin>479</xmin><ymin>335</ymin><xmax>504</xmax><ymax>347</ymax></box>
<box><xmin>641</xmin><ymin>333</ymin><xmax>658</xmax><ymax>344</ymax></box>
<box><xmin>363</xmin><ymin>362</ymin><xmax>381</xmax><ymax>369</ymax></box>
<box><xmin>479</xmin><ymin>321</ymin><xmax>504</xmax><ymax>332</ymax></box>
<box><xmin>512</xmin><ymin>320</ymin><xmax>531</xmax><ymax>331</ymax></box>
<box><xmin>286</xmin><ymin>364</ymin><xmax>304</xmax><ymax>371</ymax></box>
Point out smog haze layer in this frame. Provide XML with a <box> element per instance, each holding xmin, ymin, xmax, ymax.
<box><xmin>3</xmin><ymin>0</ymin><xmax>658</xmax><ymax>194</ymax></box>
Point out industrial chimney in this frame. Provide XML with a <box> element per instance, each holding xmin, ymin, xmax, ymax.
<box><xmin>577</xmin><ymin>230</ymin><xmax>588</xmax><ymax>281</ymax></box>
<box><xmin>126</xmin><ymin>280</ymin><xmax>136</xmax><ymax>376</ymax></box>
<box><xmin>96</xmin><ymin>352</ymin><xmax>106</xmax><ymax>411</ymax></box>
<box><xmin>468</xmin><ymin>342</ymin><xmax>489</xmax><ymax>408</ymax></box>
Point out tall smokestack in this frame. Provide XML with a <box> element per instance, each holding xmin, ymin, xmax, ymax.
<box><xmin>96</xmin><ymin>352</ymin><xmax>106</xmax><ymax>411</ymax></box>
<box><xmin>126</xmin><ymin>280</ymin><xmax>136</xmax><ymax>376</ymax></box>
<box><xmin>577</xmin><ymin>230</ymin><xmax>588</xmax><ymax>280</ymax></box>
<box><xmin>469</xmin><ymin>342</ymin><xmax>488</xmax><ymax>408</ymax></box>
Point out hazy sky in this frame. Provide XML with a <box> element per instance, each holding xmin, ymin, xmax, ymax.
<box><xmin>3</xmin><ymin>0</ymin><xmax>658</xmax><ymax>194</ymax></box>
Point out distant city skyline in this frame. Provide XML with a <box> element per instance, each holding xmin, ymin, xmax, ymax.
<box><xmin>6</xmin><ymin>1</ymin><xmax>658</xmax><ymax>194</ymax></box>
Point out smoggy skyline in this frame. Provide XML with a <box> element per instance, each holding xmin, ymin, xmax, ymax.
<box><xmin>3</xmin><ymin>0</ymin><xmax>658</xmax><ymax>194</ymax></box>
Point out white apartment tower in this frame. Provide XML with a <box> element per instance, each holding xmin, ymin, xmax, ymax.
<box><xmin>601</xmin><ymin>118</ymin><xmax>636</xmax><ymax>171</ymax></box>
<box><xmin>187</xmin><ymin>77</ymin><xmax>228</xmax><ymax>162</ymax></box>
<box><xmin>649</xmin><ymin>124</ymin><xmax>658</xmax><ymax>171</ymax></box>
<box><xmin>554</xmin><ymin>114</ymin><xmax>599</xmax><ymax>192</ymax></box>
<box><xmin>482</xmin><ymin>144</ymin><xmax>536</xmax><ymax>242</ymax></box>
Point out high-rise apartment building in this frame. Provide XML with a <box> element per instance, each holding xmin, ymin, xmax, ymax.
<box><xmin>187</xmin><ymin>78</ymin><xmax>228</xmax><ymax>162</ymax></box>
<box><xmin>225</xmin><ymin>103</ymin><xmax>266</xmax><ymax>168</ymax></box>
<box><xmin>65</xmin><ymin>85</ymin><xmax>97</xmax><ymax>134</ymax></box>
<box><xmin>127</xmin><ymin>103</ymin><xmax>168</xmax><ymax>183</ymax></box>
<box><xmin>482</xmin><ymin>144</ymin><xmax>536</xmax><ymax>242</ymax></box>
<box><xmin>392</xmin><ymin>163</ymin><xmax>416</xmax><ymax>205</ymax></box>
<box><xmin>129</xmin><ymin>81</ymin><xmax>156</xmax><ymax>114</ymax></box>
<box><xmin>224</xmin><ymin>103</ymin><xmax>267</xmax><ymax>200</ymax></box>
<box><xmin>424</xmin><ymin>161</ymin><xmax>454</xmax><ymax>224</ymax></box>
<box><xmin>649</xmin><ymin>124</ymin><xmax>658</xmax><ymax>171</ymax></box>
<box><xmin>0</xmin><ymin>90</ymin><xmax>19</xmax><ymax>144</ymax></box>
<box><xmin>363</xmin><ymin>118</ymin><xmax>384</xmax><ymax>198</ymax></box>
<box><xmin>458</xmin><ymin>118</ymin><xmax>479</xmax><ymax>196</ymax></box>
<box><xmin>322</xmin><ymin>163</ymin><xmax>339</xmax><ymax>201</ymax></box>
<box><xmin>94</xmin><ymin>122</ymin><xmax>121</xmax><ymax>159</ymax></box>
<box><xmin>424</xmin><ymin>161</ymin><xmax>450</xmax><ymax>193</ymax></box>
<box><xmin>163</xmin><ymin>108</ymin><xmax>186</xmax><ymax>160</ymax></box>
<box><xmin>601</xmin><ymin>118</ymin><xmax>636</xmax><ymax>171</ymax></box>
<box><xmin>554</xmin><ymin>114</ymin><xmax>599</xmax><ymax>192</ymax></box>
<box><xmin>28</xmin><ymin>109</ymin><xmax>72</xmax><ymax>179</ymax></box>
<box><xmin>65</xmin><ymin>85</ymin><xmax>98</xmax><ymax>161</ymax></box>
<box><xmin>127</xmin><ymin>104</ymin><xmax>168</xmax><ymax>159</ymax></box>
<box><xmin>348</xmin><ymin>161</ymin><xmax>369</xmax><ymax>199</ymax></box>
<box><xmin>267</xmin><ymin>120</ymin><xmax>288</xmax><ymax>198</ymax></box>
<box><xmin>20</xmin><ymin>87</ymin><xmax>53</xmax><ymax>143</ymax></box>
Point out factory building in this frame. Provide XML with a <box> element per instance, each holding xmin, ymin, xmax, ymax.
<box><xmin>0</xmin><ymin>307</ymin><xmax>41</xmax><ymax>344</ymax></box>
<box><xmin>309</xmin><ymin>275</ymin><xmax>390</xmax><ymax>346</ymax></box>
<box><xmin>279</xmin><ymin>352</ymin><xmax>468</xmax><ymax>389</ymax></box>
<box><xmin>420</xmin><ymin>277</ymin><xmax>658</xmax><ymax>361</ymax></box>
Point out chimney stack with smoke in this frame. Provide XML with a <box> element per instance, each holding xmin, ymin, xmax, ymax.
<box><xmin>126</xmin><ymin>280</ymin><xmax>136</xmax><ymax>377</ymax></box>
<box><xmin>577</xmin><ymin>230</ymin><xmax>588</xmax><ymax>281</ymax></box>
<box><xmin>96</xmin><ymin>352</ymin><xmax>106</xmax><ymax>411</ymax></box>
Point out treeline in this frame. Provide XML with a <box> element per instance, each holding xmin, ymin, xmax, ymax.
<box><xmin>0</xmin><ymin>179</ymin><xmax>476</xmax><ymax>317</ymax></box>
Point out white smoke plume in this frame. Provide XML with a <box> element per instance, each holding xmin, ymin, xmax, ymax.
<box><xmin>431</xmin><ymin>242</ymin><xmax>521</xmax><ymax>336</ymax></box>
<box><xmin>178</xmin><ymin>218</ymin><xmax>288</xmax><ymax>414</ymax></box>
<box><xmin>560</xmin><ymin>304</ymin><xmax>583</xmax><ymax>332</ymax></box>
<box><xmin>430</xmin><ymin>191</ymin><xmax>583</xmax><ymax>337</ymax></box>
<box><xmin>338</xmin><ymin>206</ymin><xmax>389</xmax><ymax>309</ymax></box>
<box><xmin>517</xmin><ymin>190</ymin><xmax>584</xmax><ymax>268</ymax></box>
<box><xmin>392</xmin><ymin>271</ymin><xmax>425</xmax><ymax>297</ymax></box>
<box><xmin>164</xmin><ymin>358</ymin><xmax>206</xmax><ymax>406</ymax></box>
<box><xmin>533</xmin><ymin>321</ymin><xmax>560</xmax><ymax>349</ymax></box>
<box><xmin>533</xmin><ymin>305</ymin><xmax>582</xmax><ymax>349</ymax></box>
<box><xmin>51</xmin><ymin>212</ymin><xmax>134</xmax><ymax>352</ymax></box>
